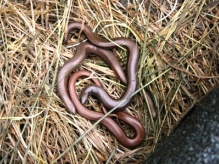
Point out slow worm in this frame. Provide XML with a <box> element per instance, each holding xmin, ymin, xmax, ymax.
<box><xmin>68</xmin><ymin>70</ymin><xmax>145</xmax><ymax>148</ymax></box>
<box><xmin>62</xmin><ymin>22</ymin><xmax>139</xmax><ymax>111</ymax></box>
<box><xmin>57</xmin><ymin>41</ymin><xmax>127</xmax><ymax>113</ymax></box>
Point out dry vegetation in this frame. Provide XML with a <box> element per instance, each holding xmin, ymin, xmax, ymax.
<box><xmin>0</xmin><ymin>0</ymin><xmax>219</xmax><ymax>163</ymax></box>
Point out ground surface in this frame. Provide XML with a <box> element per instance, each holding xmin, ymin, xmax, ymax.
<box><xmin>144</xmin><ymin>86</ymin><xmax>219</xmax><ymax>164</ymax></box>
<box><xmin>0</xmin><ymin>0</ymin><xmax>218</xmax><ymax>163</ymax></box>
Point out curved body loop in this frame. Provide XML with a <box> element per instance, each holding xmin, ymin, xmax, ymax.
<box><xmin>68</xmin><ymin>70</ymin><xmax>145</xmax><ymax>148</ymax></box>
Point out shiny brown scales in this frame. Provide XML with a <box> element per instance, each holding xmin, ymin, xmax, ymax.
<box><xmin>68</xmin><ymin>70</ymin><xmax>146</xmax><ymax>148</ymax></box>
<box><xmin>56</xmin><ymin>22</ymin><xmax>156</xmax><ymax>148</ymax></box>
<box><xmin>57</xmin><ymin>22</ymin><xmax>140</xmax><ymax>113</ymax></box>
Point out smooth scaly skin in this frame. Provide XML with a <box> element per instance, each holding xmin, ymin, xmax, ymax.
<box><xmin>68</xmin><ymin>70</ymin><xmax>145</xmax><ymax>148</ymax></box>
<box><xmin>57</xmin><ymin>42</ymin><xmax>127</xmax><ymax>113</ymax></box>
<box><xmin>64</xmin><ymin>22</ymin><xmax>139</xmax><ymax>110</ymax></box>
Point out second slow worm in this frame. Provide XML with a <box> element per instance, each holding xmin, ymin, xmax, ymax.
<box><xmin>61</xmin><ymin>22</ymin><xmax>139</xmax><ymax>111</ymax></box>
<box><xmin>68</xmin><ymin>70</ymin><xmax>146</xmax><ymax>148</ymax></box>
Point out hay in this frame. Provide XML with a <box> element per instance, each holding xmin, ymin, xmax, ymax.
<box><xmin>0</xmin><ymin>0</ymin><xmax>218</xmax><ymax>163</ymax></box>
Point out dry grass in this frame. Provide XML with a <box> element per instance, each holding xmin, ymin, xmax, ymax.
<box><xmin>0</xmin><ymin>0</ymin><xmax>219</xmax><ymax>163</ymax></box>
